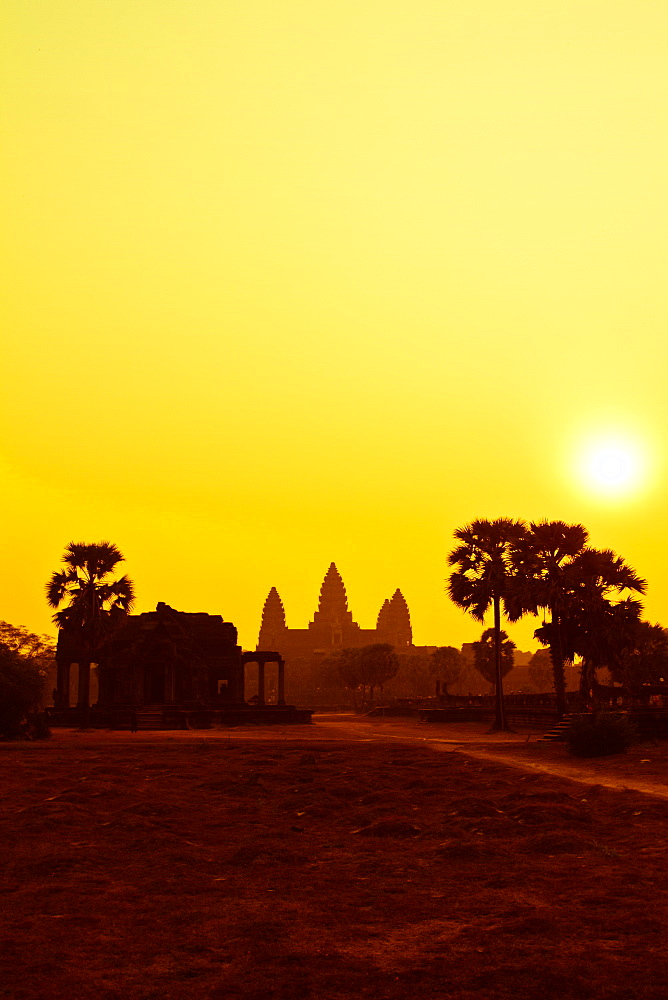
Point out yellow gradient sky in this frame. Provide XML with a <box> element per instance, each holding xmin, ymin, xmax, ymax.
<box><xmin>2</xmin><ymin>1</ymin><xmax>667</xmax><ymax>651</ymax></box>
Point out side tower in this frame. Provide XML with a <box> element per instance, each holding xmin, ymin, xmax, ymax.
<box><xmin>376</xmin><ymin>588</ymin><xmax>413</xmax><ymax>648</ymax></box>
<box><xmin>257</xmin><ymin>587</ymin><xmax>288</xmax><ymax>650</ymax></box>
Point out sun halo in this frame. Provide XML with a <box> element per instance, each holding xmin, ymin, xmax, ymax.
<box><xmin>575</xmin><ymin>433</ymin><xmax>650</xmax><ymax>500</ymax></box>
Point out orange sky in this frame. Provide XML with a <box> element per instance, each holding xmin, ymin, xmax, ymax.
<box><xmin>2</xmin><ymin>1</ymin><xmax>667</xmax><ymax>652</ymax></box>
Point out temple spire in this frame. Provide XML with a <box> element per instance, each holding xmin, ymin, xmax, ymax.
<box><xmin>309</xmin><ymin>563</ymin><xmax>359</xmax><ymax>647</ymax></box>
<box><xmin>376</xmin><ymin>589</ymin><xmax>412</xmax><ymax>647</ymax></box>
<box><xmin>257</xmin><ymin>587</ymin><xmax>287</xmax><ymax>649</ymax></box>
<box><xmin>376</xmin><ymin>598</ymin><xmax>391</xmax><ymax>633</ymax></box>
<box><xmin>310</xmin><ymin>562</ymin><xmax>355</xmax><ymax>630</ymax></box>
<box><xmin>389</xmin><ymin>589</ymin><xmax>412</xmax><ymax>647</ymax></box>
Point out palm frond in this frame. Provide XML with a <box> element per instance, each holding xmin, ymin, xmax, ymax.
<box><xmin>45</xmin><ymin>570</ymin><xmax>78</xmax><ymax>608</ymax></box>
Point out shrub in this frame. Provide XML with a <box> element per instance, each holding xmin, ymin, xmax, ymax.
<box><xmin>28</xmin><ymin>712</ymin><xmax>52</xmax><ymax>740</ymax></box>
<box><xmin>568</xmin><ymin>712</ymin><xmax>637</xmax><ymax>757</ymax></box>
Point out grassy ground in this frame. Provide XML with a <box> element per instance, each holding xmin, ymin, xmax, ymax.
<box><xmin>2</xmin><ymin>721</ymin><xmax>668</xmax><ymax>999</ymax></box>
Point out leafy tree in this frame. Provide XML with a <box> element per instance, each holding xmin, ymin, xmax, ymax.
<box><xmin>0</xmin><ymin>622</ymin><xmax>57</xmax><ymax>709</ymax></box>
<box><xmin>0</xmin><ymin>643</ymin><xmax>44</xmax><ymax>736</ymax></box>
<box><xmin>321</xmin><ymin>648</ymin><xmax>360</xmax><ymax>708</ymax></box>
<box><xmin>609</xmin><ymin>621</ymin><xmax>668</xmax><ymax>690</ymax></box>
<box><xmin>0</xmin><ymin>623</ymin><xmax>55</xmax><ymax>661</ymax></box>
<box><xmin>567</xmin><ymin>601</ymin><xmax>641</xmax><ymax>706</ymax></box>
<box><xmin>457</xmin><ymin>645</ymin><xmax>492</xmax><ymax>696</ymax></box>
<box><xmin>390</xmin><ymin>653</ymin><xmax>434</xmax><ymax>699</ymax></box>
<box><xmin>358</xmin><ymin>643</ymin><xmax>399</xmax><ymax>703</ymax></box>
<box><xmin>324</xmin><ymin>644</ymin><xmax>399</xmax><ymax>711</ymax></box>
<box><xmin>565</xmin><ymin>547</ymin><xmax>644</xmax><ymax>704</ymax></box>
<box><xmin>46</xmin><ymin>542</ymin><xmax>135</xmax><ymax>709</ymax></box>
<box><xmin>285</xmin><ymin>655</ymin><xmax>321</xmax><ymax>705</ymax></box>
<box><xmin>528</xmin><ymin>648</ymin><xmax>553</xmax><ymax>692</ymax></box>
<box><xmin>430</xmin><ymin>646</ymin><xmax>462</xmax><ymax>697</ymax></box>
<box><xmin>472</xmin><ymin>628</ymin><xmax>515</xmax><ymax>689</ymax></box>
<box><xmin>448</xmin><ymin>518</ymin><xmax>526</xmax><ymax>730</ymax></box>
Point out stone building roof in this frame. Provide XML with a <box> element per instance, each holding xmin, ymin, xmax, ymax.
<box><xmin>99</xmin><ymin>602</ymin><xmax>239</xmax><ymax>664</ymax></box>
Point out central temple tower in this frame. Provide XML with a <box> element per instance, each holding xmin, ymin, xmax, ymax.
<box><xmin>307</xmin><ymin>562</ymin><xmax>360</xmax><ymax>648</ymax></box>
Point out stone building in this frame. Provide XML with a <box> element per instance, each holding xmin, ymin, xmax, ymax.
<box><xmin>53</xmin><ymin>602</ymin><xmax>300</xmax><ymax>724</ymax></box>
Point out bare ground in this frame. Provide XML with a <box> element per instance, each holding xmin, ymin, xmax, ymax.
<box><xmin>1</xmin><ymin>715</ymin><xmax>668</xmax><ymax>1000</ymax></box>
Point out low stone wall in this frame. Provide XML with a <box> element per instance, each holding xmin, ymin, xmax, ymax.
<box><xmin>420</xmin><ymin>707</ymin><xmax>560</xmax><ymax>726</ymax></box>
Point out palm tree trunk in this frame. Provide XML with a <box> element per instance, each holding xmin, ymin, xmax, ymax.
<box><xmin>491</xmin><ymin>595</ymin><xmax>508</xmax><ymax>731</ymax></box>
<box><xmin>579</xmin><ymin>657</ymin><xmax>595</xmax><ymax>711</ymax></box>
<box><xmin>549</xmin><ymin>609</ymin><xmax>567</xmax><ymax>718</ymax></box>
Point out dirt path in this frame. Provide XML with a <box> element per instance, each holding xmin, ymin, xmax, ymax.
<box><xmin>314</xmin><ymin>714</ymin><xmax>668</xmax><ymax>800</ymax></box>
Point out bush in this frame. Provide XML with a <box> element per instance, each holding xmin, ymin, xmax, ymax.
<box><xmin>28</xmin><ymin>712</ymin><xmax>51</xmax><ymax>740</ymax></box>
<box><xmin>568</xmin><ymin>712</ymin><xmax>637</xmax><ymax>757</ymax></box>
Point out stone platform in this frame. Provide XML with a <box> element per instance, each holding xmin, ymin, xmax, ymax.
<box><xmin>46</xmin><ymin>704</ymin><xmax>313</xmax><ymax>730</ymax></box>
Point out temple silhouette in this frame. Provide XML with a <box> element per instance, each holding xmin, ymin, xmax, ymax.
<box><xmin>258</xmin><ymin>562</ymin><xmax>414</xmax><ymax>657</ymax></box>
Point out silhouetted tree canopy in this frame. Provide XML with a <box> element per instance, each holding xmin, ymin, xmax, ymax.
<box><xmin>429</xmin><ymin>646</ymin><xmax>462</xmax><ymax>695</ymax></box>
<box><xmin>528</xmin><ymin>648</ymin><xmax>553</xmax><ymax>692</ymax></box>
<box><xmin>509</xmin><ymin>521</ymin><xmax>646</xmax><ymax>713</ymax></box>
<box><xmin>448</xmin><ymin>518</ymin><xmax>525</xmax><ymax>729</ymax></box>
<box><xmin>472</xmin><ymin>628</ymin><xmax>515</xmax><ymax>689</ymax></box>
<box><xmin>324</xmin><ymin>644</ymin><xmax>399</xmax><ymax>711</ymax></box>
<box><xmin>0</xmin><ymin>623</ymin><xmax>55</xmax><ymax>662</ymax></box>
<box><xmin>0</xmin><ymin>642</ymin><xmax>44</xmax><ymax>737</ymax></box>
<box><xmin>609</xmin><ymin>621</ymin><xmax>668</xmax><ymax>689</ymax></box>
<box><xmin>392</xmin><ymin>652</ymin><xmax>433</xmax><ymax>698</ymax></box>
<box><xmin>46</xmin><ymin>541</ymin><xmax>135</xmax><ymax>709</ymax></box>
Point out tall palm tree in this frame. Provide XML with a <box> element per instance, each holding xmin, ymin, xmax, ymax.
<box><xmin>46</xmin><ymin>542</ymin><xmax>135</xmax><ymax>709</ymax></box>
<box><xmin>511</xmin><ymin>523</ymin><xmax>646</xmax><ymax>716</ymax></box>
<box><xmin>448</xmin><ymin>518</ymin><xmax>527</xmax><ymax>731</ymax></box>
<box><xmin>509</xmin><ymin>521</ymin><xmax>589</xmax><ymax>717</ymax></box>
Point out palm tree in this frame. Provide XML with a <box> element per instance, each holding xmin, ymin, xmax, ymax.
<box><xmin>448</xmin><ymin>518</ymin><xmax>527</xmax><ymax>730</ymax></box>
<box><xmin>509</xmin><ymin>521</ymin><xmax>589</xmax><ymax>717</ymax></box>
<box><xmin>46</xmin><ymin>542</ymin><xmax>135</xmax><ymax>709</ymax></box>
<box><xmin>511</xmin><ymin>523</ymin><xmax>646</xmax><ymax>716</ymax></box>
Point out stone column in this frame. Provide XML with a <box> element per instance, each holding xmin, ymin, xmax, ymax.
<box><xmin>257</xmin><ymin>660</ymin><xmax>266</xmax><ymax>706</ymax></box>
<box><xmin>277</xmin><ymin>658</ymin><xmax>285</xmax><ymax>706</ymax></box>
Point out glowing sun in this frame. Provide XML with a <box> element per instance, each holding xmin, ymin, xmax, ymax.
<box><xmin>592</xmin><ymin>447</ymin><xmax>634</xmax><ymax>486</ymax></box>
<box><xmin>577</xmin><ymin>434</ymin><xmax>649</xmax><ymax>499</ymax></box>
